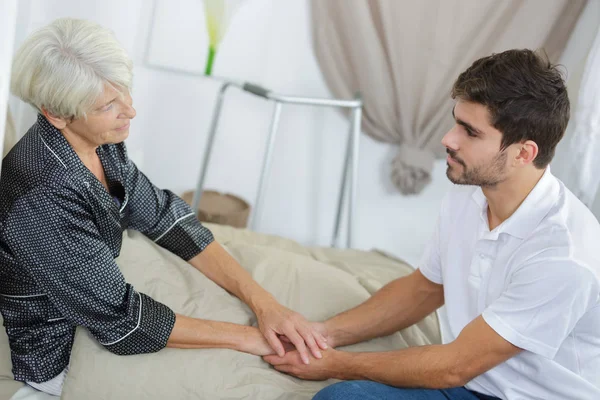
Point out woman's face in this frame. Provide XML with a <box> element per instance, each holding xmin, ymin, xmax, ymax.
<box><xmin>65</xmin><ymin>83</ymin><xmax>136</xmax><ymax>147</ymax></box>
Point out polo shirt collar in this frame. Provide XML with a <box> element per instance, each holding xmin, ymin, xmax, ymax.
<box><xmin>471</xmin><ymin>167</ymin><xmax>560</xmax><ymax>240</ymax></box>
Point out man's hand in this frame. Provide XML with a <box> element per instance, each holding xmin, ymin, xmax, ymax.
<box><xmin>256</xmin><ymin>301</ymin><xmax>328</xmax><ymax>364</ymax></box>
<box><xmin>263</xmin><ymin>348</ymin><xmax>341</xmax><ymax>381</ymax></box>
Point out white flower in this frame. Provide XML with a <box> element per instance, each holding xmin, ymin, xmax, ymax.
<box><xmin>203</xmin><ymin>0</ymin><xmax>243</xmax><ymax>75</ymax></box>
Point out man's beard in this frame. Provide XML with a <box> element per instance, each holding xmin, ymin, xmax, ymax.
<box><xmin>446</xmin><ymin>149</ymin><xmax>508</xmax><ymax>187</ymax></box>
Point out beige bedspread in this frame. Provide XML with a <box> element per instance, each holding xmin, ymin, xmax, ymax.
<box><xmin>2</xmin><ymin>224</ymin><xmax>440</xmax><ymax>399</ymax></box>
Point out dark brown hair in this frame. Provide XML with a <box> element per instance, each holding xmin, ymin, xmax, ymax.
<box><xmin>452</xmin><ymin>49</ymin><xmax>570</xmax><ymax>168</ymax></box>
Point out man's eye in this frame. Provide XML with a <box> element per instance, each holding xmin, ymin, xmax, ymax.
<box><xmin>465</xmin><ymin>128</ymin><xmax>476</xmax><ymax>137</ymax></box>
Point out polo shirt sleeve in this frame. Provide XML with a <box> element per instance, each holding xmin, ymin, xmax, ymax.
<box><xmin>122</xmin><ymin>154</ymin><xmax>214</xmax><ymax>261</ymax></box>
<box><xmin>417</xmin><ymin>193</ymin><xmax>451</xmax><ymax>285</ymax></box>
<box><xmin>418</xmin><ymin>219</ymin><xmax>443</xmax><ymax>284</ymax></box>
<box><xmin>3</xmin><ymin>186</ymin><xmax>176</xmax><ymax>356</ymax></box>
<box><xmin>482</xmin><ymin>258</ymin><xmax>598</xmax><ymax>359</ymax></box>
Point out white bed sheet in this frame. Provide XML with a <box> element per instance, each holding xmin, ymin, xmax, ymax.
<box><xmin>10</xmin><ymin>385</ymin><xmax>58</xmax><ymax>400</ymax></box>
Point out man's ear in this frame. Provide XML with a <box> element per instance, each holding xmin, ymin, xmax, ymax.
<box><xmin>41</xmin><ymin>107</ymin><xmax>67</xmax><ymax>130</ymax></box>
<box><xmin>514</xmin><ymin>140</ymin><xmax>539</xmax><ymax>167</ymax></box>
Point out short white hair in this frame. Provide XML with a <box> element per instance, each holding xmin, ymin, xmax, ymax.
<box><xmin>11</xmin><ymin>18</ymin><xmax>133</xmax><ymax>119</ymax></box>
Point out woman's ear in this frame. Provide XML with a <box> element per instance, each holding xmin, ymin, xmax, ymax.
<box><xmin>41</xmin><ymin>107</ymin><xmax>67</xmax><ymax>130</ymax></box>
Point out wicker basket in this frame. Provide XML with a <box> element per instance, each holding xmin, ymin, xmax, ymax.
<box><xmin>181</xmin><ymin>190</ymin><xmax>251</xmax><ymax>228</ymax></box>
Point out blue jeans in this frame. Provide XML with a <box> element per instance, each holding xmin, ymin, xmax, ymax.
<box><xmin>313</xmin><ymin>381</ymin><xmax>500</xmax><ymax>400</ymax></box>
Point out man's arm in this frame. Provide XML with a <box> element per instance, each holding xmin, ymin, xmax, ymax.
<box><xmin>336</xmin><ymin>316</ymin><xmax>521</xmax><ymax>388</ymax></box>
<box><xmin>319</xmin><ymin>198</ymin><xmax>447</xmax><ymax>349</ymax></box>
<box><xmin>324</xmin><ymin>269</ymin><xmax>444</xmax><ymax>348</ymax></box>
<box><xmin>265</xmin><ymin>316</ymin><xmax>522</xmax><ymax>388</ymax></box>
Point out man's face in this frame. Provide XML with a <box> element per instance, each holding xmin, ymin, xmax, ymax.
<box><xmin>441</xmin><ymin>100</ymin><xmax>510</xmax><ymax>187</ymax></box>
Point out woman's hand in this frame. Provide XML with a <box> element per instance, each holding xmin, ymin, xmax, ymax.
<box><xmin>239</xmin><ymin>327</ymin><xmax>277</xmax><ymax>356</ymax></box>
<box><xmin>281</xmin><ymin>321</ymin><xmax>335</xmax><ymax>349</ymax></box>
<box><xmin>256</xmin><ymin>301</ymin><xmax>329</xmax><ymax>364</ymax></box>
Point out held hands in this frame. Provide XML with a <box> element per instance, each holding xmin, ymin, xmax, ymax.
<box><xmin>256</xmin><ymin>301</ymin><xmax>329</xmax><ymax>365</ymax></box>
<box><xmin>263</xmin><ymin>321</ymin><xmax>340</xmax><ymax>381</ymax></box>
<box><xmin>242</xmin><ymin>315</ymin><xmax>338</xmax><ymax>381</ymax></box>
<box><xmin>263</xmin><ymin>347</ymin><xmax>341</xmax><ymax>381</ymax></box>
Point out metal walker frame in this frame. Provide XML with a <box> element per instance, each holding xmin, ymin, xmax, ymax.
<box><xmin>191</xmin><ymin>80</ymin><xmax>362</xmax><ymax>248</ymax></box>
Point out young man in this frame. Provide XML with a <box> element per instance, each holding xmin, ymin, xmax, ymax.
<box><xmin>264</xmin><ymin>49</ymin><xmax>600</xmax><ymax>400</ymax></box>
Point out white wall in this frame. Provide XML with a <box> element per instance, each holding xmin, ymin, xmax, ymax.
<box><xmin>0</xmin><ymin>0</ymin><xmax>18</xmax><ymax>166</ymax></box>
<box><xmin>8</xmin><ymin>0</ymin><xmax>600</xmax><ymax>268</ymax></box>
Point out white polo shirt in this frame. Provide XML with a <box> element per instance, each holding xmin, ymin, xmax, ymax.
<box><xmin>419</xmin><ymin>168</ymin><xmax>600</xmax><ymax>400</ymax></box>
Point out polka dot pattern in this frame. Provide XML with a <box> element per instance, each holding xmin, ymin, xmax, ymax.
<box><xmin>0</xmin><ymin>115</ymin><xmax>214</xmax><ymax>383</ymax></box>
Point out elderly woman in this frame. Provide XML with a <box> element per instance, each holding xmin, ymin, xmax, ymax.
<box><xmin>0</xmin><ymin>18</ymin><xmax>326</xmax><ymax>396</ymax></box>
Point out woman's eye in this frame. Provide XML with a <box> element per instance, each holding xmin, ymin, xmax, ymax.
<box><xmin>102</xmin><ymin>103</ymin><xmax>114</xmax><ymax>112</ymax></box>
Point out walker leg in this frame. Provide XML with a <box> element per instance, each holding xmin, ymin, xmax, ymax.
<box><xmin>250</xmin><ymin>101</ymin><xmax>283</xmax><ymax>230</ymax></box>
<box><xmin>331</xmin><ymin>128</ymin><xmax>352</xmax><ymax>247</ymax></box>
<box><xmin>192</xmin><ymin>82</ymin><xmax>231</xmax><ymax>214</ymax></box>
<box><xmin>347</xmin><ymin>105</ymin><xmax>362</xmax><ymax>248</ymax></box>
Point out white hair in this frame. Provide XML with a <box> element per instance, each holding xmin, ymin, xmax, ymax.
<box><xmin>11</xmin><ymin>18</ymin><xmax>133</xmax><ymax>119</ymax></box>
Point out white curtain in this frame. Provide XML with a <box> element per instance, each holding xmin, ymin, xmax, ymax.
<box><xmin>0</xmin><ymin>0</ymin><xmax>18</xmax><ymax>170</ymax></box>
<box><xmin>557</xmin><ymin>26</ymin><xmax>600</xmax><ymax>207</ymax></box>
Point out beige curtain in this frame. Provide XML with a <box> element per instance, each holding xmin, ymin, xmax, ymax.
<box><xmin>3</xmin><ymin>107</ymin><xmax>17</xmax><ymax>157</ymax></box>
<box><xmin>311</xmin><ymin>0</ymin><xmax>586</xmax><ymax>194</ymax></box>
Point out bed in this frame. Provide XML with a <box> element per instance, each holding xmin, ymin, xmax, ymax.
<box><xmin>2</xmin><ymin>223</ymin><xmax>440</xmax><ymax>400</ymax></box>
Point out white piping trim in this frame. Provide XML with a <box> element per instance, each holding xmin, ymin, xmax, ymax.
<box><xmin>38</xmin><ymin>134</ymin><xmax>67</xmax><ymax>169</ymax></box>
<box><xmin>48</xmin><ymin>317</ymin><xmax>66</xmax><ymax>322</ymax></box>
<box><xmin>0</xmin><ymin>293</ymin><xmax>46</xmax><ymax>299</ymax></box>
<box><xmin>100</xmin><ymin>292</ymin><xmax>142</xmax><ymax>346</ymax></box>
<box><xmin>119</xmin><ymin>194</ymin><xmax>129</xmax><ymax>213</ymax></box>
<box><xmin>154</xmin><ymin>213</ymin><xmax>195</xmax><ymax>242</ymax></box>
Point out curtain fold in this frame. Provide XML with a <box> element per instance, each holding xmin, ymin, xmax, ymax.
<box><xmin>311</xmin><ymin>0</ymin><xmax>586</xmax><ymax>194</ymax></box>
